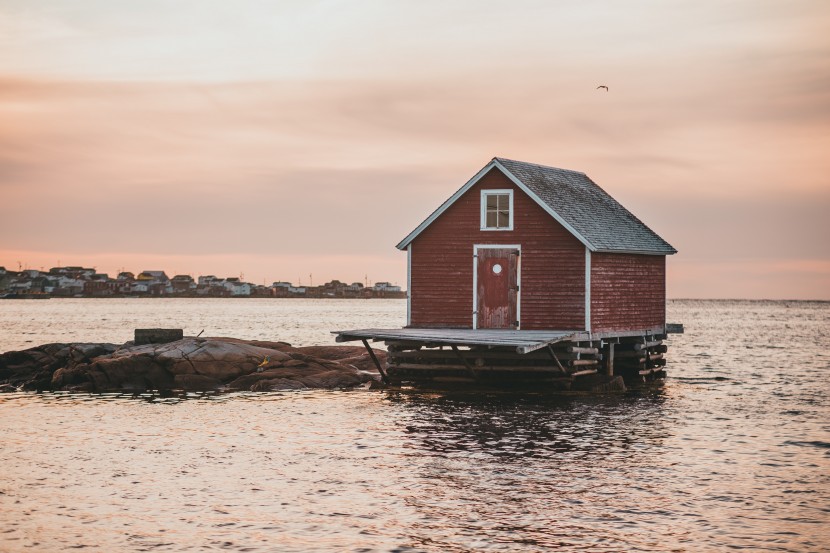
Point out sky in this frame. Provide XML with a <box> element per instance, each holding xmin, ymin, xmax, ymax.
<box><xmin>1</xmin><ymin>0</ymin><xmax>828</xmax><ymax>298</ymax></box>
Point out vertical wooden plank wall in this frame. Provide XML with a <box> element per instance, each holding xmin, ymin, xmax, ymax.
<box><xmin>410</xmin><ymin>168</ymin><xmax>585</xmax><ymax>330</ymax></box>
<box><xmin>590</xmin><ymin>253</ymin><xmax>666</xmax><ymax>332</ymax></box>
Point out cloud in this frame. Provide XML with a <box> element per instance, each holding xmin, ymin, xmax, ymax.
<box><xmin>1</xmin><ymin>0</ymin><xmax>829</xmax><ymax>297</ymax></box>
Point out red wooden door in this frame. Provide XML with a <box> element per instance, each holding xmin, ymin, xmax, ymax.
<box><xmin>476</xmin><ymin>247</ymin><xmax>519</xmax><ymax>329</ymax></box>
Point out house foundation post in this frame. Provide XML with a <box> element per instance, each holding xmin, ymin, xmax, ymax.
<box><xmin>602</xmin><ymin>341</ymin><xmax>615</xmax><ymax>376</ymax></box>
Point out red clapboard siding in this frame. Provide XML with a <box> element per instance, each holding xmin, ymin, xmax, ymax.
<box><xmin>590</xmin><ymin>253</ymin><xmax>665</xmax><ymax>332</ymax></box>
<box><xmin>410</xmin><ymin>168</ymin><xmax>585</xmax><ymax>329</ymax></box>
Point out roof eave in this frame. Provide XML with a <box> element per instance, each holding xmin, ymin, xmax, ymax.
<box><xmin>396</xmin><ymin>160</ymin><xmax>501</xmax><ymax>250</ymax></box>
<box><xmin>594</xmin><ymin>248</ymin><xmax>678</xmax><ymax>256</ymax></box>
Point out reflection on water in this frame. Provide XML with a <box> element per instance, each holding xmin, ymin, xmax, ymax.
<box><xmin>0</xmin><ymin>300</ymin><xmax>828</xmax><ymax>552</ymax></box>
<box><xmin>390</xmin><ymin>390</ymin><xmax>671</xmax><ymax>460</ymax></box>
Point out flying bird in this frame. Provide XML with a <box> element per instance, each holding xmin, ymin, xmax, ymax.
<box><xmin>597</xmin><ymin>85</ymin><xmax>609</xmax><ymax>91</ymax></box>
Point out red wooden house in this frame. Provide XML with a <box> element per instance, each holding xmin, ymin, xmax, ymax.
<box><xmin>335</xmin><ymin>157</ymin><xmax>679</xmax><ymax>388</ymax></box>
<box><xmin>397</xmin><ymin>157</ymin><xmax>676</xmax><ymax>333</ymax></box>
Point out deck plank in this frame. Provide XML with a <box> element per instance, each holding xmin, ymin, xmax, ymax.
<box><xmin>332</xmin><ymin>328</ymin><xmax>583</xmax><ymax>353</ymax></box>
<box><xmin>332</xmin><ymin>326</ymin><xmax>669</xmax><ymax>354</ymax></box>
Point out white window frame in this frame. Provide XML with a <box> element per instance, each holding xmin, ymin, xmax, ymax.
<box><xmin>480</xmin><ymin>189</ymin><xmax>514</xmax><ymax>231</ymax></box>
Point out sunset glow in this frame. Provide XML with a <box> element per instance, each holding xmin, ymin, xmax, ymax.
<box><xmin>2</xmin><ymin>1</ymin><xmax>828</xmax><ymax>298</ymax></box>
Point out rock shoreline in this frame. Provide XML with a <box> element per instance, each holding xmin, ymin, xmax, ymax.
<box><xmin>0</xmin><ymin>337</ymin><xmax>385</xmax><ymax>393</ymax></box>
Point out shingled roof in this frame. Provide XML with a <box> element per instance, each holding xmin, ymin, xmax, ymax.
<box><xmin>396</xmin><ymin>157</ymin><xmax>677</xmax><ymax>255</ymax></box>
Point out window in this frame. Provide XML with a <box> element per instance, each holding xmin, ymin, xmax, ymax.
<box><xmin>481</xmin><ymin>189</ymin><xmax>513</xmax><ymax>230</ymax></box>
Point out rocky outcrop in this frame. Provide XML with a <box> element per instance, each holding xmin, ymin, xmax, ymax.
<box><xmin>0</xmin><ymin>337</ymin><xmax>384</xmax><ymax>393</ymax></box>
<box><xmin>0</xmin><ymin>343</ymin><xmax>119</xmax><ymax>392</ymax></box>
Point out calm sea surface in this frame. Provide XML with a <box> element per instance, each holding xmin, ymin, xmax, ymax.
<box><xmin>0</xmin><ymin>299</ymin><xmax>828</xmax><ymax>552</ymax></box>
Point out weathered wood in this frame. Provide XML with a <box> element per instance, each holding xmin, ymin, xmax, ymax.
<box><xmin>571</xmin><ymin>369</ymin><xmax>598</xmax><ymax>377</ymax></box>
<box><xmin>335</xmin><ymin>327</ymin><xmax>673</xmax><ymax>387</ymax></box>
<box><xmin>391</xmin><ymin>363</ymin><xmax>579</xmax><ymax>373</ymax></box>
<box><xmin>388</xmin><ymin>349</ymin><xmax>597</xmax><ymax>362</ymax></box>
<box><xmin>634</xmin><ymin>340</ymin><xmax>662</xmax><ymax>351</ymax></box>
<box><xmin>568</xmin><ymin>359</ymin><xmax>599</xmax><ymax>367</ymax></box>
<box><xmin>361</xmin><ymin>339</ymin><xmax>389</xmax><ymax>385</ymax></box>
<box><xmin>450</xmin><ymin>344</ymin><xmax>480</xmax><ymax>381</ymax></box>
<box><xmin>602</xmin><ymin>341</ymin><xmax>615</xmax><ymax>376</ymax></box>
<box><xmin>386</xmin><ymin>343</ymin><xmax>423</xmax><ymax>352</ymax></box>
<box><xmin>567</xmin><ymin>346</ymin><xmax>599</xmax><ymax>354</ymax></box>
<box><xmin>333</xmin><ymin>327</ymin><xmax>670</xmax><ymax>354</ymax></box>
<box><xmin>546</xmin><ymin>345</ymin><xmax>569</xmax><ymax>374</ymax></box>
<box><xmin>591</xmin><ymin>253</ymin><xmax>667</xmax><ymax>333</ymax></box>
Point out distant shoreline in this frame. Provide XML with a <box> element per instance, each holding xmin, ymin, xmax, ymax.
<box><xmin>0</xmin><ymin>267</ymin><xmax>405</xmax><ymax>300</ymax></box>
<box><xmin>0</xmin><ymin>294</ymin><xmax>406</xmax><ymax>300</ymax></box>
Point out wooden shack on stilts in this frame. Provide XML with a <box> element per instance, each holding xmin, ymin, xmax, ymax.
<box><xmin>334</xmin><ymin>157</ymin><xmax>682</xmax><ymax>390</ymax></box>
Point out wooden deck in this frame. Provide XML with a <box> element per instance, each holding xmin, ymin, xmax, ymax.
<box><xmin>334</xmin><ymin>326</ymin><xmax>678</xmax><ymax>386</ymax></box>
<box><xmin>334</xmin><ymin>328</ymin><xmax>583</xmax><ymax>354</ymax></box>
<box><xmin>333</xmin><ymin>325</ymin><xmax>677</xmax><ymax>355</ymax></box>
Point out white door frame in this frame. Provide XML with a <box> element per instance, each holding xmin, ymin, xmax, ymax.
<box><xmin>473</xmin><ymin>244</ymin><xmax>521</xmax><ymax>330</ymax></box>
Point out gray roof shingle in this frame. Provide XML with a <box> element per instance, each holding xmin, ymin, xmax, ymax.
<box><xmin>397</xmin><ymin>157</ymin><xmax>676</xmax><ymax>255</ymax></box>
<box><xmin>494</xmin><ymin>158</ymin><xmax>676</xmax><ymax>254</ymax></box>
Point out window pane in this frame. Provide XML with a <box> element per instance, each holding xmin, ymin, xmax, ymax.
<box><xmin>486</xmin><ymin>211</ymin><xmax>497</xmax><ymax>227</ymax></box>
<box><xmin>483</xmin><ymin>193</ymin><xmax>510</xmax><ymax>228</ymax></box>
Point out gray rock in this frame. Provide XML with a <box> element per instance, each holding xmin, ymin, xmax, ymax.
<box><xmin>1</xmin><ymin>337</ymin><xmax>382</xmax><ymax>393</ymax></box>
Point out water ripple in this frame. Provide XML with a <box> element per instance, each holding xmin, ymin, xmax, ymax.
<box><xmin>0</xmin><ymin>299</ymin><xmax>828</xmax><ymax>551</ymax></box>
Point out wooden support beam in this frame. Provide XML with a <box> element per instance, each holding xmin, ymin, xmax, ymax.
<box><xmin>568</xmin><ymin>359</ymin><xmax>599</xmax><ymax>367</ymax></box>
<box><xmin>391</xmin><ymin>363</ymin><xmax>583</xmax><ymax>373</ymax></box>
<box><xmin>567</xmin><ymin>346</ymin><xmax>599</xmax><ymax>355</ymax></box>
<box><xmin>571</xmin><ymin>369</ymin><xmax>598</xmax><ymax>377</ymax></box>
<box><xmin>603</xmin><ymin>341</ymin><xmax>614</xmax><ymax>376</ymax></box>
<box><xmin>546</xmin><ymin>345</ymin><xmax>569</xmax><ymax>374</ymax></box>
<box><xmin>450</xmin><ymin>344</ymin><xmax>480</xmax><ymax>381</ymax></box>
<box><xmin>388</xmin><ymin>349</ymin><xmax>593</xmax><ymax>361</ymax></box>
<box><xmin>634</xmin><ymin>340</ymin><xmax>662</xmax><ymax>351</ymax></box>
<box><xmin>361</xmin><ymin>339</ymin><xmax>389</xmax><ymax>385</ymax></box>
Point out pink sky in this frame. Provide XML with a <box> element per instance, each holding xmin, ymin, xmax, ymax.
<box><xmin>1</xmin><ymin>1</ymin><xmax>828</xmax><ymax>298</ymax></box>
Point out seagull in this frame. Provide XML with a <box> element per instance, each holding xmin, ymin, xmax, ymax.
<box><xmin>597</xmin><ymin>85</ymin><xmax>609</xmax><ymax>91</ymax></box>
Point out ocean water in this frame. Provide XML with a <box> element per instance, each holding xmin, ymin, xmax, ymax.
<box><xmin>0</xmin><ymin>299</ymin><xmax>828</xmax><ymax>552</ymax></box>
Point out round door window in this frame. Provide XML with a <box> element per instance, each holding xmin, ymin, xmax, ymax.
<box><xmin>492</xmin><ymin>263</ymin><xmax>503</xmax><ymax>274</ymax></box>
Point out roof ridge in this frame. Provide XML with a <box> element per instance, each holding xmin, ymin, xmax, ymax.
<box><xmin>494</xmin><ymin>156</ymin><xmax>586</xmax><ymax>176</ymax></box>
